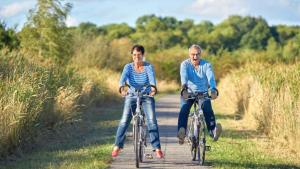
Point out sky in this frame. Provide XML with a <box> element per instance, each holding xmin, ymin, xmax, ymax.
<box><xmin>0</xmin><ymin>0</ymin><xmax>300</xmax><ymax>30</ymax></box>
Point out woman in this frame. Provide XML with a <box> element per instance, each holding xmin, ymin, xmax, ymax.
<box><xmin>111</xmin><ymin>44</ymin><xmax>164</xmax><ymax>158</ymax></box>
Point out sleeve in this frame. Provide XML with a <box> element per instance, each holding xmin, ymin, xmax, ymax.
<box><xmin>119</xmin><ymin>64</ymin><xmax>130</xmax><ymax>87</ymax></box>
<box><xmin>148</xmin><ymin>64</ymin><xmax>157</xmax><ymax>86</ymax></box>
<box><xmin>180</xmin><ymin>61</ymin><xmax>188</xmax><ymax>86</ymax></box>
<box><xmin>205</xmin><ymin>63</ymin><xmax>217</xmax><ymax>90</ymax></box>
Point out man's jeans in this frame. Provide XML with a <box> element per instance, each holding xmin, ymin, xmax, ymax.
<box><xmin>114</xmin><ymin>96</ymin><xmax>161</xmax><ymax>149</ymax></box>
<box><xmin>178</xmin><ymin>96</ymin><xmax>216</xmax><ymax>133</ymax></box>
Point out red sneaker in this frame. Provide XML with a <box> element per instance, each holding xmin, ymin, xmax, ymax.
<box><xmin>156</xmin><ymin>149</ymin><xmax>164</xmax><ymax>159</ymax></box>
<box><xmin>111</xmin><ymin>148</ymin><xmax>121</xmax><ymax>157</ymax></box>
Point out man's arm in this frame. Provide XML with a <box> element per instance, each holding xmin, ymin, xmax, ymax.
<box><xmin>180</xmin><ymin>61</ymin><xmax>188</xmax><ymax>87</ymax></box>
<box><xmin>205</xmin><ymin>63</ymin><xmax>218</xmax><ymax>98</ymax></box>
<box><xmin>205</xmin><ymin>63</ymin><xmax>217</xmax><ymax>90</ymax></box>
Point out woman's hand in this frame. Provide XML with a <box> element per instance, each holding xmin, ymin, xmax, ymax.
<box><xmin>119</xmin><ymin>86</ymin><xmax>127</xmax><ymax>97</ymax></box>
<box><xmin>149</xmin><ymin>86</ymin><xmax>157</xmax><ymax>96</ymax></box>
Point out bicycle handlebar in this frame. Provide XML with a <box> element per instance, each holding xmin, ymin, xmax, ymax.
<box><xmin>119</xmin><ymin>83</ymin><xmax>157</xmax><ymax>96</ymax></box>
<box><xmin>181</xmin><ymin>86</ymin><xmax>211</xmax><ymax>100</ymax></box>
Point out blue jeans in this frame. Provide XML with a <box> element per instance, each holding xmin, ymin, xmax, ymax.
<box><xmin>114</xmin><ymin>96</ymin><xmax>161</xmax><ymax>149</ymax></box>
<box><xmin>178</xmin><ymin>96</ymin><xmax>216</xmax><ymax>133</ymax></box>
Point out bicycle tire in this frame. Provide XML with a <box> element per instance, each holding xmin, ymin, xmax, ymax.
<box><xmin>133</xmin><ymin>122</ymin><xmax>136</xmax><ymax>152</ymax></box>
<box><xmin>134</xmin><ymin>118</ymin><xmax>140</xmax><ymax>168</ymax></box>
<box><xmin>198</xmin><ymin>124</ymin><xmax>206</xmax><ymax>165</ymax></box>
<box><xmin>195</xmin><ymin>125</ymin><xmax>200</xmax><ymax>162</ymax></box>
<box><xmin>139</xmin><ymin>125</ymin><xmax>144</xmax><ymax>162</ymax></box>
<box><xmin>192</xmin><ymin>144</ymin><xmax>197</xmax><ymax>161</ymax></box>
<box><xmin>199</xmin><ymin>138</ymin><xmax>205</xmax><ymax>165</ymax></box>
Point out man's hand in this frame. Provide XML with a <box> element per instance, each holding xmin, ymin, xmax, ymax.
<box><xmin>211</xmin><ymin>88</ymin><xmax>218</xmax><ymax>100</ymax></box>
<box><xmin>181</xmin><ymin>84</ymin><xmax>188</xmax><ymax>92</ymax></box>
<box><xmin>181</xmin><ymin>84</ymin><xmax>189</xmax><ymax>99</ymax></box>
<box><xmin>149</xmin><ymin>86</ymin><xmax>157</xmax><ymax>96</ymax></box>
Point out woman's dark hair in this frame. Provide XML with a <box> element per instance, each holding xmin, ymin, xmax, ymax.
<box><xmin>131</xmin><ymin>44</ymin><xmax>145</xmax><ymax>54</ymax></box>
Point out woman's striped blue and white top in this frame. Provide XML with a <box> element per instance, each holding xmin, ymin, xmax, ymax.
<box><xmin>119</xmin><ymin>62</ymin><xmax>157</xmax><ymax>95</ymax></box>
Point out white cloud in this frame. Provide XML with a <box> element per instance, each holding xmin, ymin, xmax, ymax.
<box><xmin>66</xmin><ymin>16</ymin><xmax>79</xmax><ymax>27</ymax></box>
<box><xmin>189</xmin><ymin>0</ymin><xmax>249</xmax><ymax>19</ymax></box>
<box><xmin>0</xmin><ymin>1</ymin><xmax>34</xmax><ymax>18</ymax></box>
<box><xmin>188</xmin><ymin>0</ymin><xmax>300</xmax><ymax>24</ymax></box>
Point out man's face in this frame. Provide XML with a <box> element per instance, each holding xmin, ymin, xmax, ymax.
<box><xmin>189</xmin><ymin>47</ymin><xmax>201</xmax><ymax>65</ymax></box>
<box><xmin>132</xmin><ymin>50</ymin><xmax>143</xmax><ymax>64</ymax></box>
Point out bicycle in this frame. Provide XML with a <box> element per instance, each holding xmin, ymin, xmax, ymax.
<box><xmin>121</xmin><ymin>84</ymin><xmax>157</xmax><ymax>168</ymax></box>
<box><xmin>181</xmin><ymin>87</ymin><xmax>212</xmax><ymax>165</ymax></box>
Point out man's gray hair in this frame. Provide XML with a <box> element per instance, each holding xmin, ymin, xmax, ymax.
<box><xmin>189</xmin><ymin>44</ymin><xmax>202</xmax><ymax>53</ymax></box>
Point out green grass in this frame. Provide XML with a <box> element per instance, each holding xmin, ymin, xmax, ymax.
<box><xmin>0</xmin><ymin>102</ymin><xmax>123</xmax><ymax>169</ymax></box>
<box><xmin>205</xmin><ymin>112</ymin><xmax>300</xmax><ymax>169</ymax></box>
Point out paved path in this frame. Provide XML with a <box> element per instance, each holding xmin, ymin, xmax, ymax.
<box><xmin>110</xmin><ymin>94</ymin><xmax>212</xmax><ymax>169</ymax></box>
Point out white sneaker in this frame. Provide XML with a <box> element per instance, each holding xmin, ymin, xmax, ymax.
<box><xmin>213</xmin><ymin>123</ymin><xmax>222</xmax><ymax>141</ymax></box>
<box><xmin>177</xmin><ymin>127</ymin><xmax>185</xmax><ymax>145</ymax></box>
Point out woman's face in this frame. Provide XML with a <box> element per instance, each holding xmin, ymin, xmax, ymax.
<box><xmin>132</xmin><ymin>49</ymin><xmax>143</xmax><ymax>64</ymax></box>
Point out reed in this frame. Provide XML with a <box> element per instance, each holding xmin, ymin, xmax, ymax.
<box><xmin>216</xmin><ymin>62</ymin><xmax>300</xmax><ymax>155</ymax></box>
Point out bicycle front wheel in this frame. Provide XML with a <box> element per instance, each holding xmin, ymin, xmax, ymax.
<box><xmin>198</xmin><ymin>138</ymin><xmax>205</xmax><ymax>165</ymax></box>
<box><xmin>134</xmin><ymin>119</ymin><xmax>140</xmax><ymax>168</ymax></box>
<box><xmin>139</xmin><ymin>126</ymin><xmax>144</xmax><ymax>162</ymax></box>
<box><xmin>192</xmin><ymin>125</ymin><xmax>199</xmax><ymax>161</ymax></box>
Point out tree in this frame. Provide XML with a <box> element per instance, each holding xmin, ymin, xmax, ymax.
<box><xmin>178</xmin><ymin>19</ymin><xmax>194</xmax><ymax>33</ymax></box>
<box><xmin>187</xmin><ymin>20</ymin><xmax>213</xmax><ymax>49</ymax></box>
<box><xmin>20</xmin><ymin>0</ymin><xmax>73</xmax><ymax>65</ymax></box>
<box><xmin>77</xmin><ymin>22</ymin><xmax>99</xmax><ymax>37</ymax></box>
<box><xmin>136</xmin><ymin>15</ymin><xmax>171</xmax><ymax>32</ymax></box>
<box><xmin>283</xmin><ymin>33</ymin><xmax>300</xmax><ymax>61</ymax></box>
<box><xmin>239</xmin><ymin>17</ymin><xmax>271</xmax><ymax>50</ymax></box>
<box><xmin>100</xmin><ymin>23</ymin><xmax>134</xmax><ymax>40</ymax></box>
<box><xmin>136</xmin><ymin>14</ymin><xmax>156</xmax><ymax>31</ymax></box>
<box><xmin>274</xmin><ymin>25</ymin><xmax>300</xmax><ymax>45</ymax></box>
<box><xmin>0</xmin><ymin>21</ymin><xmax>19</xmax><ymax>50</ymax></box>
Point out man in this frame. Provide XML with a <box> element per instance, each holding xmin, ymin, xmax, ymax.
<box><xmin>177</xmin><ymin>44</ymin><xmax>222</xmax><ymax>144</ymax></box>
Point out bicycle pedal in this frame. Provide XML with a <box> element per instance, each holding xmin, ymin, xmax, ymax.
<box><xmin>145</xmin><ymin>153</ymin><xmax>153</xmax><ymax>159</ymax></box>
<box><xmin>205</xmin><ymin>145</ymin><xmax>211</xmax><ymax>151</ymax></box>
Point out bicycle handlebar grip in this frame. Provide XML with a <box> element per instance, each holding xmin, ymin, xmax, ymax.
<box><xmin>211</xmin><ymin>88</ymin><xmax>219</xmax><ymax>96</ymax></box>
<box><xmin>180</xmin><ymin>84</ymin><xmax>188</xmax><ymax>96</ymax></box>
<box><xmin>118</xmin><ymin>86</ymin><xmax>123</xmax><ymax>94</ymax></box>
<box><xmin>119</xmin><ymin>83</ymin><xmax>131</xmax><ymax>93</ymax></box>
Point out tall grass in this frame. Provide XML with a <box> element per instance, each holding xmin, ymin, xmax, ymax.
<box><xmin>216</xmin><ymin>62</ymin><xmax>300</xmax><ymax>156</ymax></box>
<box><xmin>71</xmin><ymin>36</ymin><xmax>132</xmax><ymax>72</ymax></box>
<box><xmin>0</xmin><ymin>50</ymin><xmax>83</xmax><ymax>159</ymax></box>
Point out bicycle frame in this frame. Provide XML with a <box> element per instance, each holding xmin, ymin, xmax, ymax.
<box><xmin>130</xmin><ymin>90</ymin><xmax>147</xmax><ymax>168</ymax></box>
<box><xmin>184</xmin><ymin>88</ymin><xmax>210</xmax><ymax>165</ymax></box>
<box><xmin>122</xmin><ymin>84</ymin><xmax>156</xmax><ymax>168</ymax></box>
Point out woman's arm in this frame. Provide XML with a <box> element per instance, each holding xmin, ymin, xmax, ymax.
<box><xmin>148</xmin><ymin>64</ymin><xmax>157</xmax><ymax>86</ymax></box>
<box><xmin>119</xmin><ymin>64</ymin><xmax>130</xmax><ymax>87</ymax></box>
